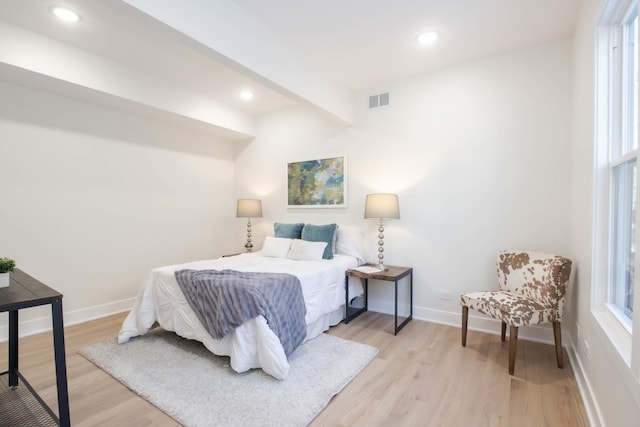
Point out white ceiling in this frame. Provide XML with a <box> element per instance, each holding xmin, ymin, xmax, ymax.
<box><xmin>0</xmin><ymin>0</ymin><xmax>582</xmax><ymax>135</ymax></box>
<box><xmin>233</xmin><ymin>0</ymin><xmax>582</xmax><ymax>91</ymax></box>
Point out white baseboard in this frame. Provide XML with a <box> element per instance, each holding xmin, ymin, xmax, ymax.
<box><xmin>0</xmin><ymin>297</ymin><xmax>135</xmax><ymax>342</ymax></box>
<box><xmin>566</xmin><ymin>335</ymin><xmax>604</xmax><ymax>427</ymax></box>
<box><xmin>370</xmin><ymin>297</ymin><xmax>561</xmax><ymax>345</ymax></box>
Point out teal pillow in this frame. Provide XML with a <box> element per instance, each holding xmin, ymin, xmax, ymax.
<box><xmin>301</xmin><ymin>223</ymin><xmax>338</xmax><ymax>260</ymax></box>
<box><xmin>274</xmin><ymin>222</ymin><xmax>305</xmax><ymax>239</ymax></box>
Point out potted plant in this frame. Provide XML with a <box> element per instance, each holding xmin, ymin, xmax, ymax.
<box><xmin>0</xmin><ymin>257</ymin><xmax>16</xmax><ymax>288</ymax></box>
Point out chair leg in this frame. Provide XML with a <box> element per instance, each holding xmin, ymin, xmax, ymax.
<box><xmin>553</xmin><ymin>321</ymin><xmax>564</xmax><ymax>369</ymax></box>
<box><xmin>461</xmin><ymin>306</ymin><xmax>469</xmax><ymax>347</ymax></box>
<box><xmin>501</xmin><ymin>321</ymin><xmax>506</xmax><ymax>342</ymax></box>
<box><xmin>509</xmin><ymin>325</ymin><xmax>518</xmax><ymax>375</ymax></box>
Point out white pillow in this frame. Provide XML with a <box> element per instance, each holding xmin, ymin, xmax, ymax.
<box><xmin>261</xmin><ymin>236</ymin><xmax>293</xmax><ymax>258</ymax></box>
<box><xmin>286</xmin><ymin>239</ymin><xmax>327</xmax><ymax>261</ymax></box>
<box><xmin>336</xmin><ymin>226</ymin><xmax>368</xmax><ymax>265</ymax></box>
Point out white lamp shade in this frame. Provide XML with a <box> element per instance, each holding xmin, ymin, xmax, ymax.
<box><xmin>364</xmin><ymin>193</ymin><xmax>400</xmax><ymax>219</ymax></box>
<box><xmin>236</xmin><ymin>199</ymin><xmax>262</xmax><ymax>218</ymax></box>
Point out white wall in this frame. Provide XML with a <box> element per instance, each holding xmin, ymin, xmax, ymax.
<box><xmin>569</xmin><ymin>0</ymin><xmax>640</xmax><ymax>425</ymax></box>
<box><xmin>0</xmin><ymin>81</ymin><xmax>236</xmax><ymax>337</ymax></box>
<box><xmin>235</xmin><ymin>38</ymin><xmax>573</xmax><ymax>334</ymax></box>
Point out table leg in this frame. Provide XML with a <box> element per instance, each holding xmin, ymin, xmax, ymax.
<box><xmin>8</xmin><ymin>310</ymin><xmax>18</xmax><ymax>388</ymax></box>
<box><xmin>410</xmin><ymin>271</ymin><xmax>413</xmax><ymax>319</ymax></box>
<box><xmin>362</xmin><ymin>278</ymin><xmax>369</xmax><ymax>311</ymax></box>
<box><xmin>394</xmin><ymin>271</ymin><xmax>413</xmax><ymax>335</ymax></box>
<box><xmin>394</xmin><ymin>279</ymin><xmax>399</xmax><ymax>335</ymax></box>
<box><xmin>51</xmin><ymin>299</ymin><xmax>70</xmax><ymax>427</ymax></box>
<box><xmin>345</xmin><ymin>276</ymin><xmax>370</xmax><ymax>323</ymax></box>
<box><xmin>344</xmin><ymin>274</ymin><xmax>350</xmax><ymax>322</ymax></box>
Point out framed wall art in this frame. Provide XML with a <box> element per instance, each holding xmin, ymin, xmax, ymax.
<box><xmin>287</xmin><ymin>156</ymin><xmax>347</xmax><ymax>208</ymax></box>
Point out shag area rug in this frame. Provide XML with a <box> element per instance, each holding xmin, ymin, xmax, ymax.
<box><xmin>79</xmin><ymin>329</ymin><xmax>378</xmax><ymax>427</ymax></box>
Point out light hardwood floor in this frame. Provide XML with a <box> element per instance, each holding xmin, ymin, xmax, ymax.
<box><xmin>0</xmin><ymin>311</ymin><xmax>590</xmax><ymax>426</ymax></box>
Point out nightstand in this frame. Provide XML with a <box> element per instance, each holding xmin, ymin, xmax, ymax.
<box><xmin>345</xmin><ymin>265</ymin><xmax>413</xmax><ymax>335</ymax></box>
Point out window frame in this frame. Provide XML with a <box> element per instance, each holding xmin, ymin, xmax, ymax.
<box><xmin>593</xmin><ymin>0</ymin><xmax>639</xmax><ymax>377</ymax></box>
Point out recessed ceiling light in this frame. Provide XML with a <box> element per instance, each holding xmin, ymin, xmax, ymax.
<box><xmin>416</xmin><ymin>32</ymin><xmax>439</xmax><ymax>46</ymax></box>
<box><xmin>240</xmin><ymin>90</ymin><xmax>254</xmax><ymax>101</ymax></box>
<box><xmin>52</xmin><ymin>7</ymin><xmax>79</xmax><ymax>23</ymax></box>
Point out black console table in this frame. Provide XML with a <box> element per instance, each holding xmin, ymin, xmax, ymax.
<box><xmin>0</xmin><ymin>269</ymin><xmax>70</xmax><ymax>427</ymax></box>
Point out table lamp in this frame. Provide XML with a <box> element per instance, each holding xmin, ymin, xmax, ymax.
<box><xmin>236</xmin><ymin>199</ymin><xmax>262</xmax><ymax>252</ymax></box>
<box><xmin>364</xmin><ymin>193</ymin><xmax>400</xmax><ymax>271</ymax></box>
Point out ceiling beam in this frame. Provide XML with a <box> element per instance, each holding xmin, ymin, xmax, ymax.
<box><xmin>120</xmin><ymin>0</ymin><xmax>355</xmax><ymax>125</ymax></box>
<box><xmin>0</xmin><ymin>19</ymin><xmax>255</xmax><ymax>140</ymax></box>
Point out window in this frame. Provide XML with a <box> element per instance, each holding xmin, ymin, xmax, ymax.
<box><xmin>594</xmin><ymin>0</ymin><xmax>638</xmax><ymax>368</ymax></box>
<box><xmin>607</xmin><ymin>5</ymin><xmax>638</xmax><ymax>330</ymax></box>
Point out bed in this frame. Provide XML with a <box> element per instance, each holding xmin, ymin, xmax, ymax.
<box><xmin>118</xmin><ymin>225</ymin><xmax>368</xmax><ymax>380</ymax></box>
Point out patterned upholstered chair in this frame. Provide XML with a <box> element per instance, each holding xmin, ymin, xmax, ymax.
<box><xmin>460</xmin><ymin>251</ymin><xmax>572</xmax><ymax>374</ymax></box>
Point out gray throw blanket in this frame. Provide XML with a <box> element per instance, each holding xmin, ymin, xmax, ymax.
<box><xmin>174</xmin><ymin>269</ymin><xmax>307</xmax><ymax>357</ymax></box>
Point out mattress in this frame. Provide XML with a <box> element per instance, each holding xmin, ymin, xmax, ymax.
<box><xmin>118</xmin><ymin>252</ymin><xmax>360</xmax><ymax>379</ymax></box>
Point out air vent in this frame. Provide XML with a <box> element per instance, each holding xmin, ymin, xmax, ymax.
<box><xmin>368</xmin><ymin>92</ymin><xmax>390</xmax><ymax>109</ymax></box>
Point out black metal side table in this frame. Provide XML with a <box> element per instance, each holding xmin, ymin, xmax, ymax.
<box><xmin>0</xmin><ymin>269</ymin><xmax>70</xmax><ymax>427</ymax></box>
<box><xmin>345</xmin><ymin>265</ymin><xmax>413</xmax><ymax>335</ymax></box>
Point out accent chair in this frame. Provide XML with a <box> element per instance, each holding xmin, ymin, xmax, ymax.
<box><xmin>460</xmin><ymin>250</ymin><xmax>573</xmax><ymax>374</ymax></box>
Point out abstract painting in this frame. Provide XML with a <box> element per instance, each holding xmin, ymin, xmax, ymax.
<box><xmin>287</xmin><ymin>156</ymin><xmax>346</xmax><ymax>208</ymax></box>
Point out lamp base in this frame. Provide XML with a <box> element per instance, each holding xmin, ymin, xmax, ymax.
<box><xmin>375</xmin><ymin>263</ymin><xmax>388</xmax><ymax>271</ymax></box>
<box><xmin>375</xmin><ymin>218</ymin><xmax>388</xmax><ymax>271</ymax></box>
<box><xmin>245</xmin><ymin>218</ymin><xmax>253</xmax><ymax>252</ymax></box>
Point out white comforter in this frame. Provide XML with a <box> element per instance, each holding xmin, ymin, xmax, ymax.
<box><xmin>118</xmin><ymin>252</ymin><xmax>359</xmax><ymax>379</ymax></box>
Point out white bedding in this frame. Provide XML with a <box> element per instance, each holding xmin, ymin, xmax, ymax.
<box><xmin>118</xmin><ymin>252</ymin><xmax>360</xmax><ymax>379</ymax></box>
